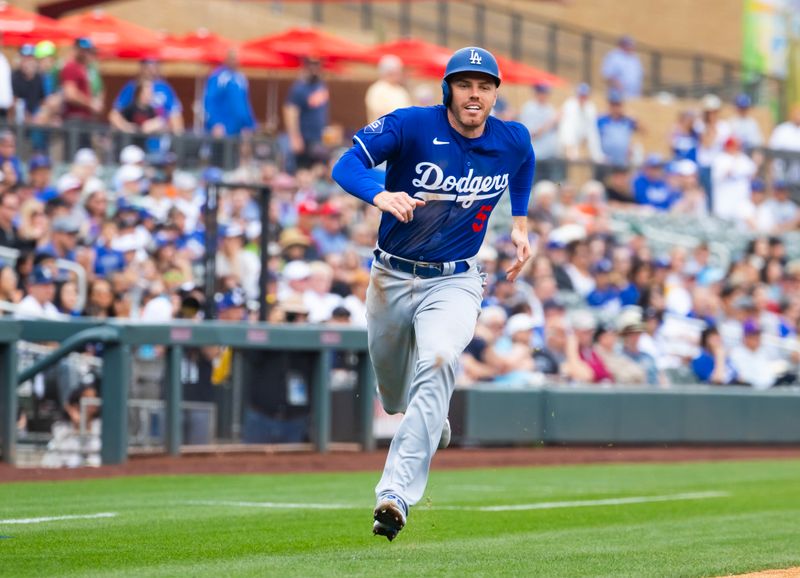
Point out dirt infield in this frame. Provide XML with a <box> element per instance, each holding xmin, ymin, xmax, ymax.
<box><xmin>1</xmin><ymin>445</ymin><xmax>798</xmax><ymax>484</ymax></box>
<box><xmin>726</xmin><ymin>569</ymin><xmax>800</xmax><ymax>577</ymax></box>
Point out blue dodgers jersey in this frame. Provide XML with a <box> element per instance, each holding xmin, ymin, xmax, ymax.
<box><xmin>353</xmin><ymin>105</ymin><xmax>532</xmax><ymax>262</ymax></box>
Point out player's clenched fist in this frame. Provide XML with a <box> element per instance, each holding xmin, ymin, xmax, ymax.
<box><xmin>373</xmin><ymin>191</ymin><xmax>426</xmax><ymax>223</ymax></box>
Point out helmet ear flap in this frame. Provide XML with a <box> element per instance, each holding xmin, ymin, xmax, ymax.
<box><xmin>441</xmin><ymin>79</ymin><xmax>450</xmax><ymax>106</ymax></box>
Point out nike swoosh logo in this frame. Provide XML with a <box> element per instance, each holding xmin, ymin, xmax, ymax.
<box><xmin>432</xmin><ymin>138</ymin><xmax>450</xmax><ymax>145</ymax></box>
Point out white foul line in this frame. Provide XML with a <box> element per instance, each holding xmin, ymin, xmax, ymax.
<box><xmin>189</xmin><ymin>491</ymin><xmax>729</xmax><ymax>513</ymax></box>
<box><xmin>0</xmin><ymin>512</ymin><xmax>118</xmax><ymax>525</ymax></box>
<box><xmin>441</xmin><ymin>491</ymin><xmax>730</xmax><ymax>512</ymax></box>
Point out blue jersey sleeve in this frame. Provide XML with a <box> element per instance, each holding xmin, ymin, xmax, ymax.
<box><xmin>159</xmin><ymin>81</ymin><xmax>182</xmax><ymax>114</ymax></box>
<box><xmin>350</xmin><ymin>113</ymin><xmax>404</xmax><ymax>168</ymax></box>
<box><xmin>113</xmin><ymin>81</ymin><xmax>135</xmax><ymax>111</ymax></box>
<box><xmin>506</xmin><ymin>122</ymin><xmax>535</xmax><ymax>216</ymax></box>
<box><xmin>331</xmin><ymin>149</ymin><xmax>386</xmax><ymax>205</ymax></box>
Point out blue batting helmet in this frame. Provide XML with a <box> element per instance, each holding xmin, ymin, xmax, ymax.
<box><xmin>441</xmin><ymin>46</ymin><xmax>501</xmax><ymax>106</ymax></box>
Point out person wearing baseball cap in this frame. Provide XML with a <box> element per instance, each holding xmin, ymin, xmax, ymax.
<box><xmin>729</xmin><ymin>93</ymin><xmax>763</xmax><ymax>152</ymax></box>
<box><xmin>519</xmin><ymin>80</ymin><xmax>561</xmax><ymax>182</ymax></box>
<box><xmin>11</xmin><ymin>44</ymin><xmax>45</xmax><ymax>123</ymax></box>
<box><xmin>601</xmin><ymin>34</ymin><xmax>643</xmax><ymax>98</ymax></box>
<box><xmin>710</xmin><ymin>134</ymin><xmax>757</xmax><ymax>223</ymax></box>
<box><xmin>560</xmin><ymin>83</ymin><xmax>604</xmax><ymax>163</ymax></box>
<box><xmin>15</xmin><ymin>265</ymin><xmax>61</xmax><ymax>320</ymax></box>
<box><xmin>365</xmin><ymin>54</ymin><xmax>411</xmax><ymax>123</ymax></box>
<box><xmin>110</xmin><ymin>57</ymin><xmax>184</xmax><ymax>134</ymax></box>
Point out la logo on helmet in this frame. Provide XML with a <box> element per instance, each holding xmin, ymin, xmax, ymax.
<box><xmin>469</xmin><ymin>49</ymin><xmax>482</xmax><ymax>65</ymax></box>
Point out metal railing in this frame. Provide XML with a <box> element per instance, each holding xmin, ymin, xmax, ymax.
<box><xmin>0</xmin><ymin>319</ymin><xmax>375</xmax><ymax>465</ymax></box>
<box><xmin>1</xmin><ymin>121</ymin><xmax>281</xmax><ymax>172</ymax></box>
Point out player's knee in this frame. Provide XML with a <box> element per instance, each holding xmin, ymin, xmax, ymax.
<box><xmin>420</xmin><ymin>350</ymin><xmax>460</xmax><ymax>371</ymax></box>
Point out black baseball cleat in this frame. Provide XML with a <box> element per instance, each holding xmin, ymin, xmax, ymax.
<box><xmin>372</xmin><ymin>494</ymin><xmax>408</xmax><ymax>541</ymax></box>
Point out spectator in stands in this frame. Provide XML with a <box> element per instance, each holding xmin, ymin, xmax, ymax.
<box><xmin>28</xmin><ymin>155</ymin><xmax>56</xmax><ymax>202</ymax></box>
<box><xmin>16</xmin><ymin>265</ymin><xmax>60</xmax><ymax>320</ymax></box>
<box><xmin>570</xmin><ymin>309</ymin><xmax>612</xmax><ymax>383</ymax></box>
<box><xmin>40</xmin><ymin>215</ymin><xmax>80</xmax><ymax>261</ymax></box>
<box><xmin>216</xmin><ymin>224</ymin><xmax>260</xmax><ymax>301</ymax></box>
<box><xmin>0</xmin><ymin>191</ymin><xmax>20</xmax><ymax>249</ymax></box>
<box><xmin>768</xmin><ymin>102</ymin><xmax>800</xmax><ymax>152</ymax></box>
<box><xmin>109</xmin><ymin>79</ymin><xmax>166</xmax><ymax>135</ymax></box>
<box><xmin>691</xmin><ymin>325</ymin><xmax>739</xmax><ymax>385</ymax></box>
<box><xmin>767</xmin><ymin>181</ymin><xmax>799</xmax><ymax>232</ymax></box>
<box><xmin>41</xmin><ymin>383</ymin><xmax>101</xmax><ymax>468</ymax></box>
<box><xmin>365</xmin><ymin>55</ymin><xmax>411</xmax><ymax>122</ymax></box>
<box><xmin>0</xmin><ymin>130</ymin><xmax>23</xmax><ymax>185</ymax></box>
<box><xmin>61</xmin><ymin>38</ymin><xmax>103</xmax><ymax>125</ymax></box>
<box><xmin>519</xmin><ymin>83</ymin><xmax>562</xmax><ymax>183</ymax></box>
<box><xmin>593</xmin><ymin>323</ymin><xmax>647</xmax><ymax>385</ymax></box>
<box><xmin>0</xmin><ymin>32</ymin><xmax>11</xmax><ymax>120</ymax></box>
<box><xmin>12</xmin><ymin>44</ymin><xmax>45</xmax><ymax>124</ymax></box>
<box><xmin>747</xmin><ymin>180</ymin><xmax>777</xmax><ymax>234</ymax></box>
<box><xmin>560</xmin><ymin>239</ymin><xmax>595</xmax><ymax>297</ymax></box>
<box><xmin>586</xmin><ymin>258</ymin><xmax>622</xmax><ymax>314</ymax></box>
<box><xmin>618</xmin><ymin>308</ymin><xmax>662</xmax><ymax>386</ymax></box>
<box><xmin>728</xmin><ymin>94</ymin><xmax>763</xmax><ymax>152</ymax></box>
<box><xmin>284</xmin><ymin>57</ymin><xmax>329</xmax><ymax>170</ymax></box>
<box><xmin>696</xmin><ymin>94</ymin><xmax>731</xmax><ymax>204</ymax></box>
<box><xmin>204</xmin><ymin>49</ymin><xmax>256</xmax><ymax>137</ymax></box>
<box><xmin>304</xmin><ymin>260</ymin><xmax>341</xmax><ymax>323</ymax></box>
<box><xmin>670</xmin><ymin>160</ymin><xmax>708</xmax><ymax>218</ymax></box>
<box><xmin>84</xmin><ymin>279</ymin><xmax>116</xmax><ymax>318</ymax></box>
<box><xmin>729</xmin><ymin>320</ymin><xmax>779</xmax><ymax>390</ymax></box>
<box><xmin>633</xmin><ymin>154</ymin><xmax>677</xmax><ymax>211</ymax></box>
<box><xmin>110</xmin><ymin>58</ymin><xmax>183</xmax><ymax>135</ymax></box>
<box><xmin>670</xmin><ymin>110</ymin><xmax>699</xmax><ymax>163</ymax></box>
<box><xmin>0</xmin><ymin>263</ymin><xmax>21</xmax><ymax>306</ymax></box>
<box><xmin>342</xmin><ymin>268</ymin><xmax>369</xmax><ymax>327</ymax></box>
<box><xmin>559</xmin><ymin>83</ymin><xmax>603</xmax><ymax>163</ymax></box>
<box><xmin>711</xmin><ymin>136</ymin><xmax>757</xmax><ymax>224</ymax></box>
<box><xmin>279</xmin><ymin>260</ymin><xmax>312</xmax><ymax>303</ymax></box>
<box><xmin>312</xmin><ymin>200</ymin><xmax>349</xmax><ymax>257</ymax></box>
<box><xmin>17</xmin><ymin>199</ymin><xmax>47</xmax><ymax>251</ymax></box>
<box><xmin>597</xmin><ymin>90</ymin><xmax>639</xmax><ymax>168</ymax></box>
<box><xmin>492</xmin><ymin>313</ymin><xmax>539</xmax><ymax>385</ymax></box>
<box><xmin>55</xmin><ymin>280</ymin><xmax>80</xmax><ymax>316</ymax></box>
<box><xmin>459</xmin><ymin>306</ymin><xmax>508</xmax><ymax>384</ymax></box>
<box><xmin>601</xmin><ymin>35</ymin><xmax>643</xmax><ymax>99</ymax></box>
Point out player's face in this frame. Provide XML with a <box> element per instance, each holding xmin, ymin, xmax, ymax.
<box><xmin>448</xmin><ymin>73</ymin><xmax>497</xmax><ymax>132</ymax></box>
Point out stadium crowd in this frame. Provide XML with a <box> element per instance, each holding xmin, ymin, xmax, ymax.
<box><xmin>2</xmin><ymin>35</ymin><xmax>800</xmax><ymax>398</ymax></box>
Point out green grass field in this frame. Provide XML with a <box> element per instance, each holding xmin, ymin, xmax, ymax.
<box><xmin>1</xmin><ymin>459</ymin><xmax>799</xmax><ymax>577</ymax></box>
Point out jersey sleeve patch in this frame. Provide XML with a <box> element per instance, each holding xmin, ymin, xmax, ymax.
<box><xmin>364</xmin><ymin>118</ymin><xmax>385</xmax><ymax>134</ymax></box>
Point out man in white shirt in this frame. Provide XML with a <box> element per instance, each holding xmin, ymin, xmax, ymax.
<box><xmin>601</xmin><ymin>36</ymin><xmax>643</xmax><ymax>99</ymax></box>
<box><xmin>711</xmin><ymin>136</ymin><xmax>757</xmax><ymax>224</ymax></box>
<box><xmin>559</xmin><ymin>83</ymin><xmax>603</xmax><ymax>163</ymax></box>
<box><xmin>15</xmin><ymin>266</ymin><xmax>62</xmax><ymax>320</ymax></box>
<box><xmin>728</xmin><ymin>94</ymin><xmax>763</xmax><ymax>151</ymax></box>
<box><xmin>519</xmin><ymin>83</ymin><xmax>562</xmax><ymax>181</ymax></box>
<box><xmin>729</xmin><ymin>320</ymin><xmax>776</xmax><ymax>390</ymax></box>
<box><xmin>768</xmin><ymin>104</ymin><xmax>800</xmax><ymax>187</ymax></box>
<box><xmin>365</xmin><ymin>55</ymin><xmax>412</xmax><ymax>122</ymax></box>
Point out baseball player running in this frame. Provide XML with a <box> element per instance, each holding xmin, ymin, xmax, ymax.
<box><xmin>332</xmin><ymin>46</ymin><xmax>535</xmax><ymax>541</ymax></box>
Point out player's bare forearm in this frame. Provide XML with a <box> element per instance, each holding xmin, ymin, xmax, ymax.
<box><xmin>505</xmin><ymin>216</ymin><xmax>531</xmax><ymax>282</ymax></box>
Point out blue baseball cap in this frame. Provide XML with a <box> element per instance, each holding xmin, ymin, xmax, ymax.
<box><xmin>576</xmin><ymin>83</ymin><xmax>591</xmax><ymax>97</ymax></box>
<box><xmin>75</xmin><ymin>37</ymin><xmax>95</xmax><ymax>51</ymax></box>
<box><xmin>644</xmin><ymin>153</ymin><xmax>665</xmax><ymax>168</ymax></box>
<box><xmin>734</xmin><ymin>93</ymin><xmax>752</xmax><ymax>109</ymax></box>
<box><xmin>591</xmin><ymin>258</ymin><xmax>613</xmax><ymax>274</ymax></box>
<box><xmin>751</xmin><ymin>178</ymin><xmax>766</xmax><ymax>192</ymax></box>
<box><xmin>28</xmin><ymin>154</ymin><xmax>52</xmax><ymax>172</ymax></box>
<box><xmin>19</xmin><ymin>44</ymin><xmax>35</xmax><ymax>57</ymax></box>
<box><xmin>215</xmin><ymin>288</ymin><xmax>247</xmax><ymax>311</ymax></box>
<box><xmin>607</xmin><ymin>89</ymin><xmax>624</xmax><ymax>104</ymax></box>
<box><xmin>201</xmin><ymin>167</ymin><xmax>224</xmax><ymax>184</ymax></box>
<box><xmin>534</xmin><ymin>82</ymin><xmax>552</xmax><ymax>93</ymax></box>
<box><xmin>443</xmin><ymin>46</ymin><xmax>501</xmax><ymax>86</ymax></box>
<box><xmin>28</xmin><ymin>265</ymin><xmax>55</xmax><ymax>286</ymax></box>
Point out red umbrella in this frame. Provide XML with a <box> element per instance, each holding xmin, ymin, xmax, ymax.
<box><xmin>372</xmin><ymin>38</ymin><xmax>452</xmax><ymax>72</ymax></box>
<box><xmin>159</xmin><ymin>29</ymin><xmax>298</xmax><ymax>69</ymax></box>
<box><xmin>59</xmin><ymin>10</ymin><xmax>161</xmax><ymax>59</ymax></box>
<box><xmin>0</xmin><ymin>2</ymin><xmax>76</xmax><ymax>46</ymax></box>
<box><xmin>494</xmin><ymin>54</ymin><xmax>565</xmax><ymax>87</ymax></box>
<box><xmin>243</xmin><ymin>26</ymin><xmax>374</xmax><ymax>63</ymax></box>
